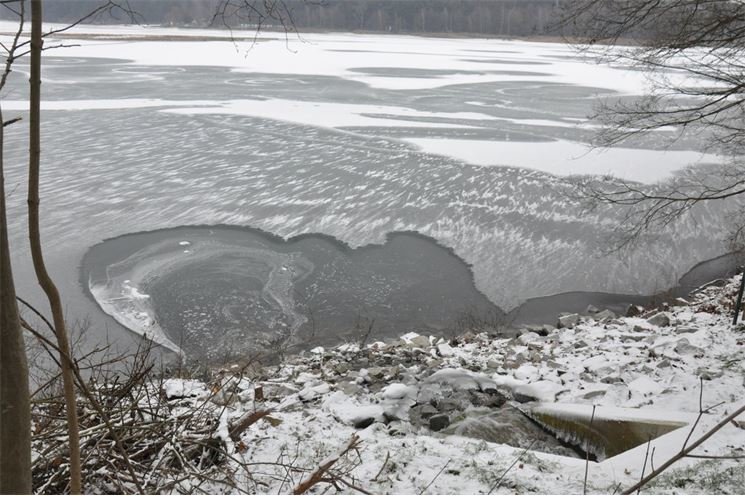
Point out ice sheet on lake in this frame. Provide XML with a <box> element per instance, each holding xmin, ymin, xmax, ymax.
<box><xmin>405</xmin><ymin>138</ymin><xmax>724</xmax><ymax>183</ymax></box>
<box><xmin>0</xmin><ymin>21</ymin><xmax>669</xmax><ymax>93</ymax></box>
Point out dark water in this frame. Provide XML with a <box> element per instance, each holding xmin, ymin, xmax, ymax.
<box><xmin>510</xmin><ymin>252</ymin><xmax>745</xmax><ymax>325</ymax></box>
<box><xmin>82</xmin><ymin>224</ymin><xmax>743</xmax><ymax>362</ymax></box>
<box><xmin>82</xmin><ymin>226</ymin><xmax>502</xmax><ymax>360</ymax></box>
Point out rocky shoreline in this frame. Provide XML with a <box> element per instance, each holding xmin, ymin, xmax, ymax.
<box><xmin>154</xmin><ymin>275</ymin><xmax>745</xmax><ymax>493</ymax></box>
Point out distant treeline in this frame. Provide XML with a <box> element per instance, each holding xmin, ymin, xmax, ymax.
<box><xmin>6</xmin><ymin>0</ymin><xmax>564</xmax><ymax>37</ymax></box>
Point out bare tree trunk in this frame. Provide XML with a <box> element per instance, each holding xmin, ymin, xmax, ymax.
<box><xmin>28</xmin><ymin>0</ymin><xmax>82</xmax><ymax>492</ymax></box>
<box><xmin>0</xmin><ymin>105</ymin><xmax>32</xmax><ymax>494</ymax></box>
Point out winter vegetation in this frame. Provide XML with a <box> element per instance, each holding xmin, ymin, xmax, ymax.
<box><xmin>2</xmin><ymin>0</ymin><xmax>745</xmax><ymax>494</ymax></box>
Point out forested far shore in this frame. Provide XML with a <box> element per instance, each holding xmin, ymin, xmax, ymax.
<box><xmin>2</xmin><ymin>0</ymin><xmax>563</xmax><ymax>37</ymax></box>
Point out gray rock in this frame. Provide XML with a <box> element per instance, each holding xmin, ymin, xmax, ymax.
<box><xmin>513</xmin><ymin>390</ymin><xmax>536</xmax><ymax>403</ymax></box>
<box><xmin>558</xmin><ymin>313</ymin><xmax>581</xmax><ymax>329</ymax></box>
<box><xmin>504</xmin><ymin>353</ymin><xmax>526</xmax><ymax>369</ymax></box>
<box><xmin>594</xmin><ymin>309</ymin><xmax>617</xmax><ymax>322</ymax></box>
<box><xmin>338</xmin><ymin>382</ymin><xmax>362</xmax><ymax>395</ymax></box>
<box><xmin>600</xmin><ymin>375</ymin><xmax>624</xmax><ymax>385</ymax></box>
<box><xmin>387</xmin><ymin>421</ymin><xmax>411</xmax><ymax>436</ymax></box>
<box><xmin>626</xmin><ymin>305</ymin><xmax>644</xmax><ymax>317</ymax></box>
<box><xmin>469</xmin><ymin>390</ymin><xmax>507</xmax><ymax>408</ymax></box>
<box><xmin>674</xmin><ymin>338</ymin><xmax>703</xmax><ymax>355</ymax></box>
<box><xmin>436</xmin><ymin>399</ymin><xmax>462</xmax><ymax>412</ymax></box>
<box><xmin>647</xmin><ymin>312</ymin><xmax>671</xmax><ymax>327</ymax></box>
<box><xmin>674</xmin><ymin>326</ymin><xmax>699</xmax><ymax>334</ymax></box>
<box><xmin>408</xmin><ymin>335</ymin><xmax>431</xmax><ymax>349</ymax></box>
<box><xmin>674</xmin><ymin>298</ymin><xmax>690</xmax><ymax>306</ymax></box>
<box><xmin>334</xmin><ymin>363</ymin><xmax>350</xmax><ymax>375</ymax></box>
<box><xmin>367</xmin><ymin>367</ymin><xmax>385</xmax><ymax>379</ymax></box>
<box><xmin>657</xmin><ymin>360</ymin><xmax>671</xmax><ymax>369</ymax></box>
<box><xmin>262</xmin><ymin>383</ymin><xmax>299</xmax><ymax>400</ymax></box>
<box><xmin>353</xmin><ymin>417</ymin><xmax>376</xmax><ymax>429</ymax></box>
<box><xmin>518</xmin><ymin>332</ymin><xmax>541</xmax><ymax>345</ymax></box>
<box><xmin>412</xmin><ymin>404</ymin><xmax>438</xmax><ymax>419</ymax></box>
<box><xmin>585</xmin><ymin>304</ymin><xmax>600</xmax><ymax>314</ymax></box>
<box><xmin>426</xmin><ymin>358</ymin><xmax>443</xmax><ymax>368</ymax></box>
<box><xmin>582</xmin><ymin>390</ymin><xmax>606</xmax><ymax>400</ymax></box>
<box><xmin>429</xmin><ymin>414</ymin><xmax>451</xmax><ymax>432</ymax></box>
<box><xmin>697</xmin><ymin>367</ymin><xmax>723</xmax><ymax>380</ymax></box>
<box><xmin>525</xmin><ymin>325</ymin><xmax>549</xmax><ymax>337</ymax></box>
<box><xmin>486</xmin><ymin>359</ymin><xmax>502</xmax><ymax>370</ymax></box>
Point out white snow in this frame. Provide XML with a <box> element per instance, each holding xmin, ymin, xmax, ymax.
<box><xmin>162</xmin><ymin>379</ymin><xmax>207</xmax><ymax>399</ymax></box>
<box><xmin>514</xmin><ymin>380</ymin><xmax>565</xmax><ymax>402</ymax></box>
<box><xmin>0</xmin><ymin>21</ymin><xmax>663</xmax><ymax>93</ymax></box>
<box><xmin>405</xmin><ymin>137</ymin><xmax>724</xmax><ymax>183</ymax></box>
<box><xmin>70</xmin><ymin>276</ymin><xmax>745</xmax><ymax>493</ymax></box>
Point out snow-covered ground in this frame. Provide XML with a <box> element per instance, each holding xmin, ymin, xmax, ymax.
<box><xmin>148</xmin><ymin>275</ymin><xmax>745</xmax><ymax>494</ymax></box>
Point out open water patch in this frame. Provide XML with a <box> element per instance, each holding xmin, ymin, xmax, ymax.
<box><xmin>81</xmin><ymin>225</ymin><xmax>503</xmax><ymax>361</ymax></box>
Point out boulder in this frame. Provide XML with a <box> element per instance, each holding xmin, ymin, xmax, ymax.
<box><xmin>469</xmin><ymin>390</ymin><xmax>508</xmax><ymax>408</ymax></box>
<box><xmin>593</xmin><ymin>309</ymin><xmax>617</xmax><ymax>322</ymax></box>
<box><xmin>558</xmin><ymin>313</ymin><xmax>581</xmax><ymax>329</ymax></box>
<box><xmin>647</xmin><ymin>312</ymin><xmax>671</xmax><ymax>327</ymax></box>
<box><xmin>353</xmin><ymin>417</ymin><xmax>376</xmax><ymax>429</ymax></box>
<box><xmin>585</xmin><ymin>304</ymin><xmax>600</xmax><ymax>314</ymax></box>
<box><xmin>582</xmin><ymin>389</ymin><xmax>606</xmax><ymax>400</ymax></box>
<box><xmin>518</xmin><ymin>331</ymin><xmax>541</xmax><ymax>344</ymax></box>
<box><xmin>429</xmin><ymin>414</ymin><xmax>451</xmax><ymax>432</ymax></box>
<box><xmin>437</xmin><ymin>343</ymin><xmax>455</xmax><ymax>357</ymax></box>
<box><xmin>334</xmin><ymin>362</ymin><xmax>350</xmax><ymax>375</ymax></box>
<box><xmin>674</xmin><ymin>338</ymin><xmax>703</xmax><ymax>356</ymax></box>
<box><xmin>408</xmin><ymin>335</ymin><xmax>431</xmax><ymax>349</ymax></box>
<box><xmin>367</xmin><ymin>367</ymin><xmax>385</xmax><ymax>379</ymax></box>
<box><xmin>626</xmin><ymin>304</ymin><xmax>644</xmax><ymax>317</ymax></box>
<box><xmin>513</xmin><ymin>381</ymin><xmax>564</xmax><ymax>403</ymax></box>
<box><xmin>525</xmin><ymin>325</ymin><xmax>549</xmax><ymax>337</ymax></box>
<box><xmin>674</xmin><ymin>326</ymin><xmax>699</xmax><ymax>334</ymax></box>
<box><xmin>696</xmin><ymin>367</ymin><xmax>723</xmax><ymax>381</ymax></box>
<box><xmin>486</xmin><ymin>359</ymin><xmax>502</xmax><ymax>370</ymax></box>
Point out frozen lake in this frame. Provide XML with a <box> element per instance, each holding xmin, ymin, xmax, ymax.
<box><xmin>0</xmin><ymin>24</ymin><xmax>736</xmax><ymax>357</ymax></box>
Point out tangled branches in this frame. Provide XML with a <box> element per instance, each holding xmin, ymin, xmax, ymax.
<box><xmin>27</xmin><ymin>336</ymin><xmax>367</xmax><ymax>494</ymax></box>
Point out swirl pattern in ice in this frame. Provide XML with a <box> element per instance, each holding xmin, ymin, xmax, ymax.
<box><xmin>82</xmin><ymin>226</ymin><xmax>502</xmax><ymax>360</ymax></box>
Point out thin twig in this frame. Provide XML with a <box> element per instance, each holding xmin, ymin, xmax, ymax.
<box><xmin>584</xmin><ymin>405</ymin><xmax>597</xmax><ymax>495</ymax></box>
<box><xmin>419</xmin><ymin>459</ymin><xmax>450</xmax><ymax>495</ymax></box>
<box><xmin>489</xmin><ymin>440</ymin><xmax>537</xmax><ymax>494</ymax></box>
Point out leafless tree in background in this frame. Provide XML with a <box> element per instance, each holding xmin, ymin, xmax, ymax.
<box><xmin>560</xmin><ymin>0</ymin><xmax>745</xmax><ymax>249</ymax></box>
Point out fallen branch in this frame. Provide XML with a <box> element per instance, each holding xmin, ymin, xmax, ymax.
<box><xmin>489</xmin><ymin>439</ymin><xmax>537</xmax><ymax>494</ymax></box>
<box><xmin>293</xmin><ymin>434</ymin><xmax>362</xmax><ymax>495</ymax></box>
<box><xmin>228</xmin><ymin>409</ymin><xmax>273</xmax><ymax>442</ymax></box>
<box><xmin>622</xmin><ymin>404</ymin><xmax>745</xmax><ymax>494</ymax></box>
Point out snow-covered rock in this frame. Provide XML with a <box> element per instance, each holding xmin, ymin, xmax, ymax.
<box><xmin>513</xmin><ymin>380</ymin><xmax>564</xmax><ymax>403</ymax></box>
<box><xmin>647</xmin><ymin>312</ymin><xmax>671</xmax><ymax>327</ymax></box>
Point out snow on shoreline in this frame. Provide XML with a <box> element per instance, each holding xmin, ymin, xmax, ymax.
<box><xmin>150</xmin><ymin>275</ymin><xmax>745</xmax><ymax>494</ymax></box>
